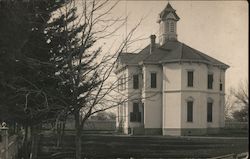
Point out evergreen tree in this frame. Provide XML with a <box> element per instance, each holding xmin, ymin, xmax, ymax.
<box><xmin>0</xmin><ymin>0</ymin><xmax>65</xmax><ymax>158</ymax></box>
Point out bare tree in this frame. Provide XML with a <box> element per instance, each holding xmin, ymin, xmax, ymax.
<box><xmin>231</xmin><ymin>80</ymin><xmax>249</xmax><ymax>122</ymax></box>
<box><xmin>47</xmin><ymin>0</ymin><xmax>142</xmax><ymax>158</ymax></box>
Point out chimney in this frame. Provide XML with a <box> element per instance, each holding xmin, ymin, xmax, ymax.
<box><xmin>150</xmin><ymin>34</ymin><xmax>156</xmax><ymax>54</ymax></box>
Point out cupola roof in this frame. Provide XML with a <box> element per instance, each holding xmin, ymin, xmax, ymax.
<box><xmin>158</xmin><ymin>2</ymin><xmax>180</xmax><ymax>22</ymax></box>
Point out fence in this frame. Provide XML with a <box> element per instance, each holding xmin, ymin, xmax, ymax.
<box><xmin>0</xmin><ymin>127</ymin><xmax>19</xmax><ymax>159</ymax></box>
<box><xmin>83</xmin><ymin>120</ymin><xmax>116</xmax><ymax>131</ymax></box>
<box><xmin>208</xmin><ymin>152</ymin><xmax>248</xmax><ymax>159</ymax></box>
<box><xmin>64</xmin><ymin>119</ymin><xmax>116</xmax><ymax>131</ymax></box>
<box><xmin>225</xmin><ymin>121</ymin><xmax>248</xmax><ymax>129</ymax></box>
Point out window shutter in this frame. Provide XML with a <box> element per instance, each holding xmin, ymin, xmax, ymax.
<box><xmin>130</xmin><ymin>112</ymin><xmax>135</xmax><ymax>122</ymax></box>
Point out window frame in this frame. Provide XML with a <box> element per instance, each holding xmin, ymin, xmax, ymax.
<box><xmin>187</xmin><ymin>70</ymin><xmax>194</xmax><ymax>87</ymax></box>
<box><xmin>220</xmin><ymin>83</ymin><xmax>223</xmax><ymax>91</ymax></box>
<box><xmin>133</xmin><ymin>74</ymin><xmax>139</xmax><ymax>89</ymax></box>
<box><xmin>207</xmin><ymin>102</ymin><xmax>213</xmax><ymax>122</ymax></box>
<box><xmin>150</xmin><ymin>72</ymin><xmax>157</xmax><ymax>88</ymax></box>
<box><xmin>207</xmin><ymin>73</ymin><xmax>213</xmax><ymax>89</ymax></box>
<box><xmin>187</xmin><ymin>101</ymin><xmax>193</xmax><ymax>122</ymax></box>
<box><xmin>130</xmin><ymin>102</ymin><xmax>141</xmax><ymax>122</ymax></box>
<box><xmin>170</xmin><ymin>21</ymin><xmax>174</xmax><ymax>32</ymax></box>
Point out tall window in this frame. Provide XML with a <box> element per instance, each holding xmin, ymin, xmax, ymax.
<box><xmin>187</xmin><ymin>101</ymin><xmax>193</xmax><ymax>122</ymax></box>
<box><xmin>207</xmin><ymin>102</ymin><xmax>213</xmax><ymax>122</ymax></box>
<box><xmin>187</xmin><ymin>71</ymin><xmax>194</xmax><ymax>87</ymax></box>
<box><xmin>151</xmin><ymin>73</ymin><xmax>157</xmax><ymax>88</ymax></box>
<box><xmin>133</xmin><ymin>74</ymin><xmax>139</xmax><ymax>89</ymax></box>
<box><xmin>208</xmin><ymin>74</ymin><xmax>213</xmax><ymax>89</ymax></box>
<box><xmin>130</xmin><ymin>102</ymin><xmax>141</xmax><ymax>122</ymax></box>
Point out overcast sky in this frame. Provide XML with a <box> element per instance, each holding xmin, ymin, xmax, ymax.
<box><xmin>108</xmin><ymin>0</ymin><xmax>248</xmax><ymax>93</ymax></box>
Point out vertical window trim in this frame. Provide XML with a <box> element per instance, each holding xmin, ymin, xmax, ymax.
<box><xmin>187</xmin><ymin>70</ymin><xmax>194</xmax><ymax>87</ymax></box>
<box><xmin>150</xmin><ymin>72</ymin><xmax>157</xmax><ymax>88</ymax></box>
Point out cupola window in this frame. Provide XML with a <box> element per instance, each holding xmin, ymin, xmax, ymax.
<box><xmin>170</xmin><ymin>22</ymin><xmax>174</xmax><ymax>32</ymax></box>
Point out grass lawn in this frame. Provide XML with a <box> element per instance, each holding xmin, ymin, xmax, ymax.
<box><xmin>38</xmin><ymin>133</ymin><xmax>248</xmax><ymax>159</ymax></box>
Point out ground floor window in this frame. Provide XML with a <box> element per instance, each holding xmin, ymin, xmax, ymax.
<box><xmin>130</xmin><ymin>102</ymin><xmax>141</xmax><ymax>122</ymax></box>
<box><xmin>207</xmin><ymin>102</ymin><xmax>213</xmax><ymax>122</ymax></box>
<box><xmin>187</xmin><ymin>101</ymin><xmax>193</xmax><ymax>122</ymax></box>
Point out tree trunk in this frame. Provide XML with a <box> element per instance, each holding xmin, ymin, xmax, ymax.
<box><xmin>30</xmin><ymin>125</ymin><xmax>38</xmax><ymax>159</ymax></box>
<box><xmin>61</xmin><ymin>120</ymin><xmax>66</xmax><ymax>148</ymax></box>
<box><xmin>56</xmin><ymin>121</ymin><xmax>61</xmax><ymax>147</ymax></box>
<box><xmin>23</xmin><ymin>123</ymin><xmax>29</xmax><ymax>159</ymax></box>
<box><xmin>75</xmin><ymin>111</ymin><xmax>82</xmax><ymax>159</ymax></box>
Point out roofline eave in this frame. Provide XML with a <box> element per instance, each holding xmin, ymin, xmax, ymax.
<box><xmin>114</xmin><ymin>63</ymin><xmax>140</xmax><ymax>74</ymax></box>
<box><xmin>140</xmin><ymin>59</ymin><xmax>229</xmax><ymax>69</ymax></box>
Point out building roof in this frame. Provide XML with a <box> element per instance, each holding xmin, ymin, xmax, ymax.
<box><xmin>118</xmin><ymin>53</ymin><xmax>138</xmax><ymax>64</ymax></box>
<box><xmin>118</xmin><ymin>40</ymin><xmax>229</xmax><ymax>69</ymax></box>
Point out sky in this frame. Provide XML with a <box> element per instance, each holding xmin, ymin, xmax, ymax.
<box><xmin>107</xmin><ymin>0</ymin><xmax>248</xmax><ymax>93</ymax></box>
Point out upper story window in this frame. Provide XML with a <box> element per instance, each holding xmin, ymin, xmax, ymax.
<box><xmin>133</xmin><ymin>74</ymin><xmax>139</xmax><ymax>89</ymax></box>
<box><xmin>220</xmin><ymin>83</ymin><xmax>223</xmax><ymax>91</ymax></box>
<box><xmin>150</xmin><ymin>73</ymin><xmax>157</xmax><ymax>88</ymax></box>
<box><xmin>118</xmin><ymin>75</ymin><xmax>126</xmax><ymax>91</ymax></box>
<box><xmin>187</xmin><ymin>101</ymin><xmax>193</xmax><ymax>122</ymax></box>
<box><xmin>219</xmin><ymin>79</ymin><xmax>223</xmax><ymax>91</ymax></box>
<box><xmin>187</xmin><ymin>71</ymin><xmax>194</xmax><ymax>87</ymax></box>
<box><xmin>208</xmin><ymin>73</ymin><xmax>213</xmax><ymax>89</ymax></box>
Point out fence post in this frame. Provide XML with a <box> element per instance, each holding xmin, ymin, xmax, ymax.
<box><xmin>0</xmin><ymin>122</ymin><xmax>8</xmax><ymax>159</ymax></box>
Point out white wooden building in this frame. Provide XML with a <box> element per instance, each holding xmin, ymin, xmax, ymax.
<box><xmin>114</xmin><ymin>3</ymin><xmax>229</xmax><ymax>135</ymax></box>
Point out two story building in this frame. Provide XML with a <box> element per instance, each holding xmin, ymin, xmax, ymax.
<box><xmin>114</xmin><ymin>3</ymin><xmax>229</xmax><ymax>136</ymax></box>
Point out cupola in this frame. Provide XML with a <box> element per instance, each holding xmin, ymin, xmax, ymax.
<box><xmin>157</xmin><ymin>3</ymin><xmax>180</xmax><ymax>45</ymax></box>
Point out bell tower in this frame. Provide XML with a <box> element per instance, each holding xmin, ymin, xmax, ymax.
<box><xmin>158</xmin><ymin>3</ymin><xmax>180</xmax><ymax>45</ymax></box>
